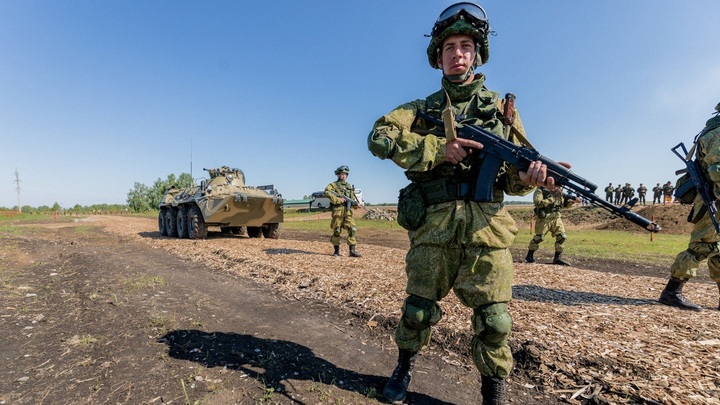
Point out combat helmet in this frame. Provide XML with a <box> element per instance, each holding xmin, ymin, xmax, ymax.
<box><xmin>335</xmin><ymin>165</ymin><xmax>350</xmax><ymax>175</ymax></box>
<box><xmin>427</xmin><ymin>2</ymin><xmax>491</xmax><ymax>75</ymax></box>
<box><xmin>715</xmin><ymin>102</ymin><xmax>720</xmax><ymax>113</ymax></box>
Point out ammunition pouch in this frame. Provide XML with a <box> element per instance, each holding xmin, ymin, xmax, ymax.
<box><xmin>533</xmin><ymin>206</ymin><xmax>558</xmax><ymax>219</ymax></box>
<box><xmin>397</xmin><ymin>183</ymin><xmax>426</xmax><ymax>231</ymax></box>
<box><xmin>674</xmin><ymin>172</ymin><xmax>697</xmax><ymax>205</ymax></box>
<box><xmin>415</xmin><ymin>178</ymin><xmax>475</xmax><ymax>206</ymax></box>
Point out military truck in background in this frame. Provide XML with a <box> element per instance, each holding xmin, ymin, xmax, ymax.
<box><xmin>158</xmin><ymin>166</ymin><xmax>284</xmax><ymax>239</ymax></box>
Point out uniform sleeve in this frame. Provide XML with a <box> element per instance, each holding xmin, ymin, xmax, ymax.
<box><xmin>698</xmin><ymin>125</ymin><xmax>720</xmax><ymax>199</ymax></box>
<box><xmin>367</xmin><ymin>101</ymin><xmax>447</xmax><ymax>172</ymax></box>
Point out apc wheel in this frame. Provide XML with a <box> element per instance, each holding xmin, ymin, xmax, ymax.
<box><xmin>220</xmin><ymin>226</ymin><xmax>232</xmax><ymax>235</ymax></box>
<box><xmin>165</xmin><ymin>207</ymin><xmax>179</xmax><ymax>237</ymax></box>
<box><xmin>188</xmin><ymin>205</ymin><xmax>208</xmax><ymax>239</ymax></box>
<box><xmin>176</xmin><ymin>206</ymin><xmax>189</xmax><ymax>238</ymax></box>
<box><xmin>247</xmin><ymin>226</ymin><xmax>262</xmax><ymax>238</ymax></box>
<box><xmin>158</xmin><ymin>210</ymin><xmax>168</xmax><ymax>236</ymax></box>
<box><xmin>231</xmin><ymin>226</ymin><xmax>245</xmax><ymax>235</ymax></box>
<box><xmin>262</xmin><ymin>223</ymin><xmax>280</xmax><ymax>239</ymax></box>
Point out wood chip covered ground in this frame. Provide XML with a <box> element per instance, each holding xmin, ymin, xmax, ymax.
<box><xmin>97</xmin><ymin>215</ymin><xmax>720</xmax><ymax>405</ymax></box>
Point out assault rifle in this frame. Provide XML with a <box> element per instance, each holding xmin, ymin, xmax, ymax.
<box><xmin>671</xmin><ymin>142</ymin><xmax>720</xmax><ymax>234</ymax></box>
<box><xmin>416</xmin><ymin>110</ymin><xmax>661</xmax><ymax>232</ymax></box>
<box><xmin>326</xmin><ymin>190</ymin><xmax>361</xmax><ymax>210</ymax></box>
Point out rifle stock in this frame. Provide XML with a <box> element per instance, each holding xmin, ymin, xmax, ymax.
<box><xmin>416</xmin><ymin>110</ymin><xmax>660</xmax><ymax>232</ymax></box>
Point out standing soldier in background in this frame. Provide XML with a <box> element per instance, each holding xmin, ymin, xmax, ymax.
<box><xmin>366</xmin><ymin>3</ymin><xmax>565</xmax><ymax>403</ymax></box>
<box><xmin>637</xmin><ymin>183</ymin><xmax>647</xmax><ymax>205</ymax></box>
<box><xmin>658</xmin><ymin>102</ymin><xmax>720</xmax><ymax>311</ymax></box>
<box><xmin>526</xmin><ymin>187</ymin><xmax>577</xmax><ymax>266</ymax></box>
<box><xmin>604</xmin><ymin>182</ymin><xmax>614</xmax><ymax>202</ymax></box>
<box><xmin>620</xmin><ymin>183</ymin><xmax>635</xmax><ymax>205</ymax></box>
<box><xmin>324</xmin><ymin>165</ymin><xmax>362</xmax><ymax>257</ymax></box>
<box><xmin>652</xmin><ymin>182</ymin><xmax>663</xmax><ymax>204</ymax></box>
<box><xmin>614</xmin><ymin>183</ymin><xmax>623</xmax><ymax>204</ymax></box>
<box><xmin>663</xmin><ymin>181</ymin><xmax>675</xmax><ymax>204</ymax></box>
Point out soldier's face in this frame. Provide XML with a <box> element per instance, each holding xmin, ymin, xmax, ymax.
<box><xmin>438</xmin><ymin>34</ymin><xmax>475</xmax><ymax>81</ymax></box>
<box><xmin>338</xmin><ymin>173</ymin><xmax>348</xmax><ymax>181</ymax></box>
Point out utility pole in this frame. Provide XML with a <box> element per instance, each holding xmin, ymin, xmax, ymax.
<box><xmin>14</xmin><ymin>168</ymin><xmax>21</xmax><ymax>212</ymax></box>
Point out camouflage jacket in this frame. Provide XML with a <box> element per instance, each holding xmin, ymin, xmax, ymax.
<box><xmin>534</xmin><ymin>187</ymin><xmax>572</xmax><ymax>213</ymax></box>
<box><xmin>652</xmin><ymin>186</ymin><xmax>662</xmax><ymax>196</ymax></box>
<box><xmin>637</xmin><ymin>186</ymin><xmax>647</xmax><ymax>195</ymax></box>
<box><xmin>367</xmin><ymin>74</ymin><xmax>534</xmax><ymax>202</ymax></box>
<box><xmin>324</xmin><ymin>181</ymin><xmax>358</xmax><ymax>207</ymax></box>
<box><xmin>695</xmin><ymin>114</ymin><xmax>720</xmax><ymax>200</ymax></box>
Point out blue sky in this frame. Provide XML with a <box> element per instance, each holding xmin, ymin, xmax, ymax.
<box><xmin>1</xmin><ymin>1</ymin><xmax>719</xmax><ymax>208</ymax></box>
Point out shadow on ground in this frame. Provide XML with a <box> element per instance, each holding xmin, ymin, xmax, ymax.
<box><xmin>159</xmin><ymin>329</ymin><xmax>455</xmax><ymax>405</ymax></box>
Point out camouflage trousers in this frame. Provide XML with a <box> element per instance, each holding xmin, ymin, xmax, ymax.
<box><xmin>330</xmin><ymin>207</ymin><xmax>357</xmax><ymax>246</ymax></box>
<box><xmin>670</xmin><ymin>204</ymin><xmax>720</xmax><ymax>282</ymax></box>
<box><xmin>528</xmin><ymin>213</ymin><xmax>566</xmax><ymax>253</ymax></box>
<box><xmin>395</xmin><ymin>200</ymin><xmax>516</xmax><ymax>378</ymax></box>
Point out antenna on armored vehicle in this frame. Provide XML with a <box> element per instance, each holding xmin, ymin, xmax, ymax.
<box><xmin>14</xmin><ymin>168</ymin><xmax>21</xmax><ymax>213</ymax></box>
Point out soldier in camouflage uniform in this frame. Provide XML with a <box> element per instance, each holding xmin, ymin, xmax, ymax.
<box><xmin>620</xmin><ymin>183</ymin><xmax>635</xmax><ymax>205</ymax></box>
<box><xmin>324</xmin><ymin>165</ymin><xmax>362</xmax><ymax>257</ymax></box>
<box><xmin>659</xmin><ymin>102</ymin><xmax>720</xmax><ymax>311</ymax></box>
<box><xmin>613</xmin><ymin>184</ymin><xmax>623</xmax><ymax>204</ymax></box>
<box><xmin>367</xmin><ymin>3</ymin><xmax>565</xmax><ymax>404</ymax></box>
<box><xmin>525</xmin><ymin>187</ymin><xmax>576</xmax><ymax>266</ymax></box>
<box><xmin>604</xmin><ymin>183</ymin><xmax>614</xmax><ymax>202</ymax></box>
<box><xmin>662</xmin><ymin>181</ymin><xmax>675</xmax><ymax>204</ymax></box>
<box><xmin>652</xmin><ymin>183</ymin><xmax>663</xmax><ymax>204</ymax></box>
<box><xmin>637</xmin><ymin>183</ymin><xmax>647</xmax><ymax>205</ymax></box>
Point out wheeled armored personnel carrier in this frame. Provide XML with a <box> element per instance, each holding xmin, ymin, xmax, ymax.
<box><xmin>158</xmin><ymin>166</ymin><xmax>284</xmax><ymax>239</ymax></box>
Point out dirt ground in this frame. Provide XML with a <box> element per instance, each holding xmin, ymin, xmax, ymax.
<box><xmin>2</xmin><ymin>204</ymin><xmax>719</xmax><ymax>405</ymax></box>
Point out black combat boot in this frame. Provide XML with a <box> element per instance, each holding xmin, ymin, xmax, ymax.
<box><xmin>525</xmin><ymin>249</ymin><xmax>535</xmax><ymax>263</ymax></box>
<box><xmin>349</xmin><ymin>245</ymin><xmax>362</xmax><ymax>258</ymax></box>
<box><xmin>658</xmin><ymin>277</ymin><xmax>702</xmax><ymax>311</ymax></box>
<box><xmin>552</xmin><ymin>251</ymin><xmax>571</xmax><ymax>266</ymax></box>
<box><xmin>383</xmin><ymin>349</ymin><xmax>417</xmax><ymax>404</ymax></box>
<box><xmin>333</xmin><ymin>245</ymin><xmax>340</xmax><ymax>257</ymax></box>
<box><xmin>481</xmin><ymin>375</ymin><xmax>508</xmax><ymax>405</ymax></box>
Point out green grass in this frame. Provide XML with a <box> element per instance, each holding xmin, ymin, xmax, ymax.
<box><xmin>514</xmin><ymin>228</ymin><xmax>687</xmax><ymax>265</ymax></box>
<box><xmin>284</xmin><ymin>216</ymin><xmax>688</xmax><ymax>266</ymax></box>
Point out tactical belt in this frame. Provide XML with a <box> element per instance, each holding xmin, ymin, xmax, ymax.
<box><xmin>415</xmin><ymin>178</ymin><xmax>475</xmax><ymax>206</ymax></box>
<box><xmin>537</xmin><ymin>207</ymin><xmax>560</xmax><ymax>214</ymax></box>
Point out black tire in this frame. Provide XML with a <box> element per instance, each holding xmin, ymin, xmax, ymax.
<box><xmin>165</xmin><ymin>207</ymin><xmax>179</xmax><ymax>237</ymax></box>
<box><xmin>176</xmin><ymin>206</ymin><xmax>189</xmax><ymax>238</ymax></box>
<box><xmin>220</xmin><ymin>226</ymin><xmax>232</xmax><ymax>235</ymax></box>
<box><xmin>158</xmin><ymin>210</ymin><xmax>168</xmax><ymax>236</ymax></box>
<box><xmin>188</xmin><ymin>205</ymin><xmax>208</xmax><ymax>240</ymax></box>
<box><xmin>262</xmin><ymin>223</ymin><xmax>280</xmax><ymax>239</ymax></box>
<box><xmin>247</xmin><ymin>226</ymin><xmax>262</xmax><ymax>238</ymax></box>
<box><xmin>230</xmin><ymin>226</ymin><xmax>245</xmax><ymax>235</ymax></box>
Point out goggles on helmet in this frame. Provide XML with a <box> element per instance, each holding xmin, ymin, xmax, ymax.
<box><xmin>432</xmin><ymin>2</ymin><xmax>489</xmax><ymax>38</ymax></box>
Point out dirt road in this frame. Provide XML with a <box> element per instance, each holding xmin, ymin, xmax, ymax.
<box><xmin>0</xmin><ymin>218</ymin><xmax>545</xmax><ymax>404</ymax></box>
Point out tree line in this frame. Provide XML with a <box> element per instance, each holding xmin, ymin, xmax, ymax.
<box><xmin>126</xmin><ymin>173</ymin><xmax>194</xmax><ymax>212</ymax></box>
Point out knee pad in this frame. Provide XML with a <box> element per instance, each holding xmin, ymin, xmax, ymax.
<box><xmin>401</xmin><ymin>295</ymin><xmax>439</xmax><ymax>331</ymax></box>
<box><xmin>332</xmin><ymin>227</ymin><xmax>342</xmax><ymax>237</ymax></box>
<box><xmin>556</xmin><ymin>233</ymin><xmax>567</xmax><ymax>245</ymax></box>
<box><xmin>348</xmin><ymin>226</ymin><xmax>357</xmax><ymax>237</ymax></box>
<box><xmin>473</xmin><ymin>303</ymin><xmax>512</xmax><ymax>347</ymax></box>
<box><xmin>531</xmin><ymin>234</ymin><xmax>544</xmax><ymax>244</ymax></box>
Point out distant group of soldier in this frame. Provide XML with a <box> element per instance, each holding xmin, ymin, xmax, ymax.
<box><xmin>603</xmin><ymin>181</ymin><xmax>676</xmax><ymax>205</ymax></box>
